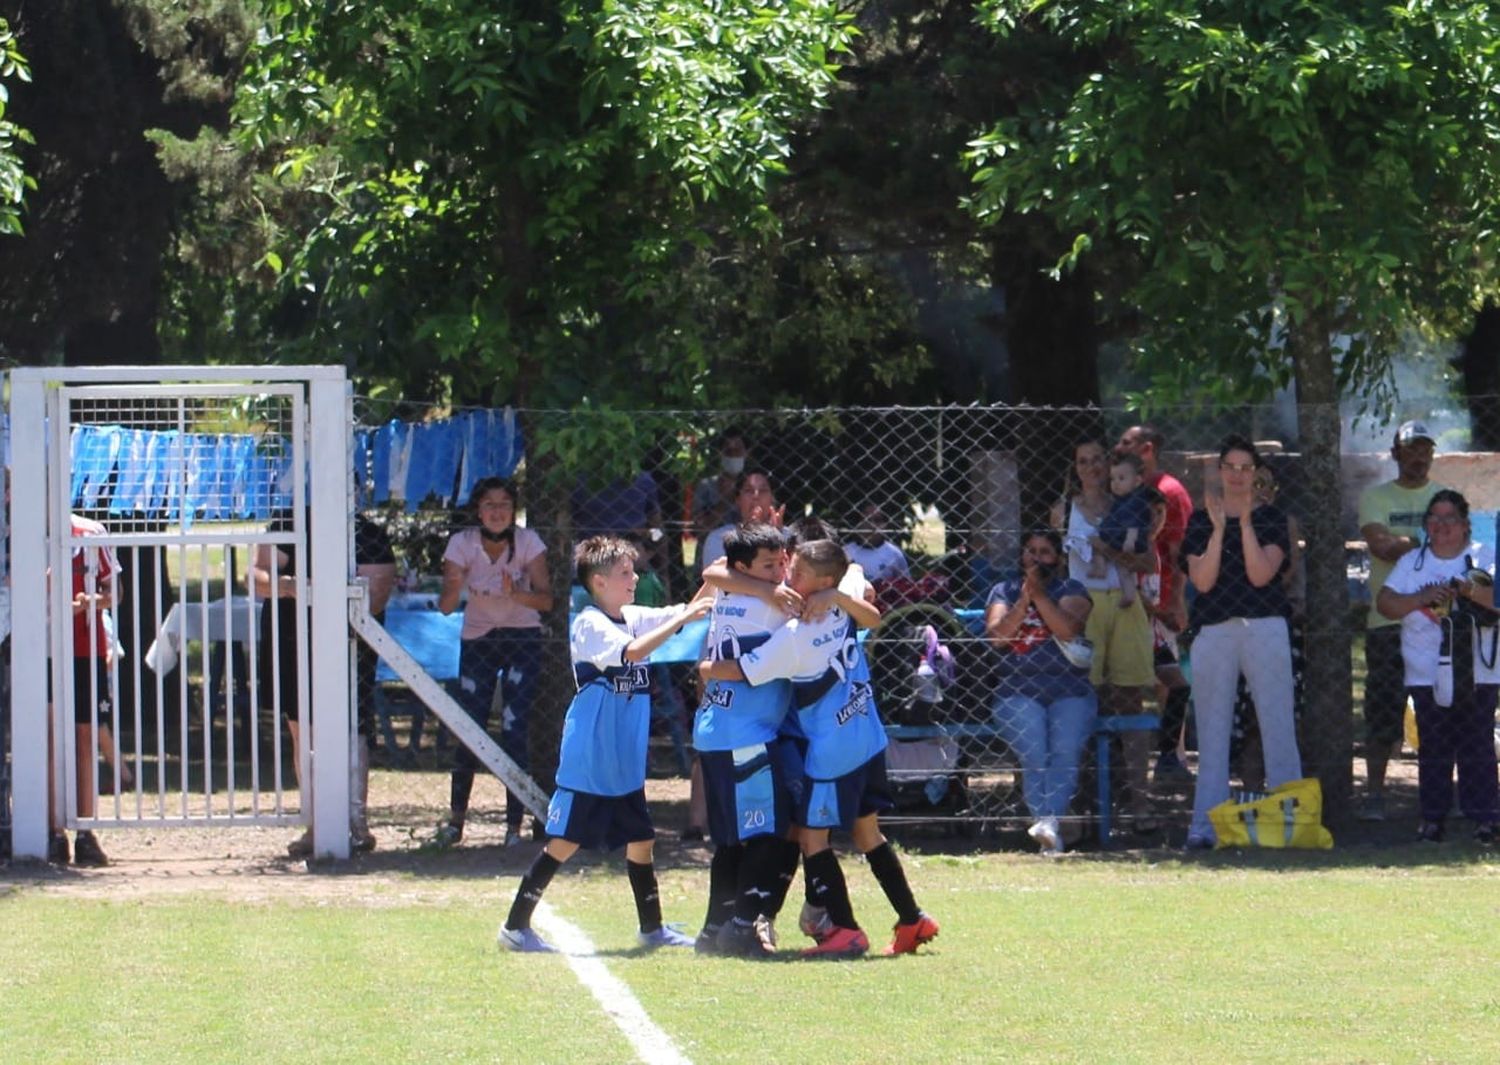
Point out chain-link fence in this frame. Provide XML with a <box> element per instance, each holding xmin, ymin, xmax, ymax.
<box><xmin>347</xmin><ymin>398</ymin><xmax>1500</xmax><ymax>846</ymax></box>
<box><xmin>28</xmin><ymin>392</ymin><xmax>1494</xmax><ymax>850</ymax></box>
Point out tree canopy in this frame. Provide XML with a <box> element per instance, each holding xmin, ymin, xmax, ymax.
<box><xmin>0</xmin><ymin>15</ymin><xmax>31</xmax><ymax>237</ymax></box>
<box><xmin>222</xmin><ymin>0</ymin><xmax>853</xmax><ymax>420</ymax></box>
<box><xmin>967</xmin><ymin>0</ymin><xmax>1500</xmax><ymax>408</ymax></box>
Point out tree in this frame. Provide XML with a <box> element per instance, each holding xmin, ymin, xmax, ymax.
<box><xmin>967</xmin><ymin>1</ymin><xmax>1500</xmax><ymax>811</ymax></box>
<box><xmin>225</xmin><ymin>2</ymin><xmax>850</xmax><ymax>423</ymax></box>
<box><xmin>0</xmin><ymin>0</ymin><xmax>251</xmax><ymax>364</ymax></box>
<box><xmin>0</xmin><ymin>15</ymin><xmax>32</xmax><ymax>237</ymax></box>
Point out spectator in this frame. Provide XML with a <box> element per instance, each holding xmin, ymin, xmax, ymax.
<box><xmin>1053</xmin><ymin>439</ymin><xmax>1159</xmax><ymax>834</ymax></box>
<box><xmin>1357</xmin><ymin>420</ymin><xmax>1444</xmax><ymax>821</ymax></box>
<box><xmin>1182</xmin><ymin>435</ymin><xmax>1303</xmax><ymax>850</ymax></box>
<box><xmin>985</xmin><ymin>528</ymin><xmax>1097</xmax><ymax>855</ymax></box>
<box><xmin>572</xmin><ymin>469</ymin><xmax>669</xmax><ymax>597</ymax></box>
<box><xmin>691</xmin><ymin>428</ymin><xmax>750</xmax><ymax>571</ymax></box>
<box><xmin>252</xmin><ymin>508</ymin><xmax>313</xmax><ymax>857</ymax></box>
<box><xmin>843</xmin><ymin>502</ymin><xmax>911</xmax><ymax>582</ymax></box>
<box><xmin>1229</xmin><ymin>463</ymin><xmax>1306</xmax><ymax>792</ymax></box>
<box><xmin>352</xmin><ymin>514</ymin><xmax>397</xmax><ymax>850</ymax></box>
<box><xmin>1376</xmin><ymin>489</ymin><xmax>1499</xmax><ymax>844</ymax></box>
<box><xmin>1091</xmin><ymin>450</ymin><xmax>1156</xmax><ymax>607</ymax></box>
<box><xmin>433</xmin><ymin>478</ymin><xmax>554</xmax><ymax>849</ymax></box>
<box><xmin>698</xmin><ymin>468</ymin><xmax>783</xmax><ymax>574</ymax></box>
<box><xmin>46</xmin><ymin>512</ymin><xmax>120</xmax><ymax>866</ymax></box>
<box><xmin>1117</xmin><ymin>423</ymin><xmax>1195</xmax><ymax>784</ymax></box>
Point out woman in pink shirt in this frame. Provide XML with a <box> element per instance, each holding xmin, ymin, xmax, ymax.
<box><xmin>433</xmin><ymin>478</ymin><xmax>554</xmax><ymax>847</ymax></box>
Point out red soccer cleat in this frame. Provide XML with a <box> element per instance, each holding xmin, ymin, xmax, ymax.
<box><xmin>799</xmin><ymin>926</ymin><xmax>869</xmax><ymax>960</ymax></box>
<box><xmin>885</xmin><ymin>912</ymin><xmax>940</xmax><ymax>955</ymax></box>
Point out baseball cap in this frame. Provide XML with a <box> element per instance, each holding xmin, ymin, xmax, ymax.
<box><xmin>1394</xmin><ymin>420</ymin><xmax>1435</xmax><ymax>447</ymax></box>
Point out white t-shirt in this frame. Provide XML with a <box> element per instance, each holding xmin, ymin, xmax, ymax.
<box><xmin>1384</xmin><ymin>542</ymin><xmax>1500</xmax><ymax>686</ymax></box>
<box><xmin>697</xmin><ymin>523</ymin><xmax>734</xmax><ymax>577</ymax></box>
<box><xmin>844</xmin><ymin>540</ymin><xmax>910</xmax><ymax>581</ymax></box>
<box><xmin>1064</xmin><ymin>500</ymin><xmax>1120</xmax><ymax>591</ymax></box>
<box><xmin>442</xmin><ymin>525</ymin><xmax>547</xmax><ymax>638</ymax></box>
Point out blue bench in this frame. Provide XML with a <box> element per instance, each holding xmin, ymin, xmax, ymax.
<box><xmin>885</xmin><ymin>713</ymin><xmax>1160</xmax><ymax>844</ymax></box>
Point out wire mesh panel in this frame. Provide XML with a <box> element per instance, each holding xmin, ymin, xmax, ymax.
<box><xmin>54</xmin><ymin>385</ymin><xmax>307</xmax><ymax>828</ymax></box>
<box><xmin>326</xmin><ymin>396</ymin><xmax>1500</xmax><ymax>848</ymax></box>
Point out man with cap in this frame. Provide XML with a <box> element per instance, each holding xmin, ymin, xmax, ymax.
<box><xmin>1357</xmin><ymin>419</ymin><xmax>1444</xmax><ymax>820</ymax></box>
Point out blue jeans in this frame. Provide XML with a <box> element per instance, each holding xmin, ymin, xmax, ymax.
<box><xmin>991</xmin><ymin>690</ymin><xmax>1099</xmax><ymax>819</ymax></box>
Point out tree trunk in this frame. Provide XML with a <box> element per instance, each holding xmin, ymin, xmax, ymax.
<box><xmin>1456</xmin><ymin>303</ymin><xmax>1500</xmax><ymax>452</ymax></box>
<box><xmin>1290</xmin><ymin>315</ymin><xmax>1353</xmax><ymax>818</ymax></box>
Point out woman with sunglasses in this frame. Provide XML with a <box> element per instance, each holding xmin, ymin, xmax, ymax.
<box><xmin>1181</xmin><ymin>435</ymin><xmax>1304</xmax><ymax>849</ymax></box>
<box><xmin>1376</xmin><ymin>489</ymin><xmax>1499</xmax><ymax>844</ymax></box>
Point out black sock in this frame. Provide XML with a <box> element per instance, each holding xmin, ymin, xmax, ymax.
<box><xmin>703</xmin><ymin>844</ymin><xmax>742</xmax><ymax>934</ymax></box>
<box><xmin>766</xmin><ymin>838</ymin><xmax>802</xmax><ymax>919</ymax></box>
<box><xmin>802</xmin><ymin>848</ymin><xmax>858</xmax><ymax>931</ymax></box>
<box><xmin>627</xmin><ymin>859</ymin><xmax>664</xmax><ymax>934</ymax></box>
<box><xmin>505</xmin><ymin>851</ymin><xmax>562</xmax><ymax>930</ymax></box>
<box><xmin>449</xmin><ymin>770</ymin><xmax>475</xmax><ymax>822</ymax></box>
<box><xmin>1159</xmin><ymin>687</ymin><xmax>1190</xmax><ymax>757</ymax></box>
<box><xmin>865</xmin><ymin>841</ymin><xmax>921</xmax><ymax>925</ymax></box>
<box><xmin>732</xmin><ymin>837</ymin><xmax>784</xmax><ymax>925</ymax></box>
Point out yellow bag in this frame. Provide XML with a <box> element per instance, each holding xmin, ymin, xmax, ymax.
<box><xmin>1208</xmin><ymin>777</ymin><xmax>1334</xmax><ymax>850</ymax></box>
<box><xmin>1404</xmin><ymin>698</ymin><xmax>1420</xmax><ymax>752</ymax></box>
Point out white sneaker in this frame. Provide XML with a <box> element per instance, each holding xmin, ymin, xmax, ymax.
<box><xmin>1028</xmin><ymin>817</ymin><xmax>1064</xmax><ymax>855</ymax></box>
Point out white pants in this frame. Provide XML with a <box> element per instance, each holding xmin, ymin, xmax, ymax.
<box><xmin>1189</xmin><ymin>616</ymin><xmax>1303</xmax><ymax>840</ymax></box>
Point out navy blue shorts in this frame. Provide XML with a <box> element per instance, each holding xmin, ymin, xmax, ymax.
<box><xmin>793</xmin><ymin>751</ymin><xmax>895</xmax><ymax>831</ymax></box>
<box><xmin>701</xmin><ymin>737</ymin><xmax>801</xmax><ymax>846</ymax></box>
<box><xmin>545</xmin><ymin>787</ymin><xmax>655</xmax><ymax>851</ymax></box>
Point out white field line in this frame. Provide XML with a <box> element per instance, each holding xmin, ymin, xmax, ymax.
<box><xmin>532</xmin><ymin>902</ymin><xmax>693</xmax><ymax>1065</ymax></box>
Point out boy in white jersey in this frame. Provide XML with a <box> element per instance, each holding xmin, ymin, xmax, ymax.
<box><xmin>694</xmin><ymin>519</ymin><xmax>882</xmax><ymax>955</ymax></box>
<box><xmin>701</xmin><ymin>539</ymin><xmax>939</xmax><ymax>959</ymax></box>
<box><xmin>498</xmin><ymin>536</ymin><xmax>711</xmax><ymax>953</ymax></box>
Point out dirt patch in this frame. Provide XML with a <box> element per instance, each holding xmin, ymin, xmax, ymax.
<box><xmin>0</xmin><ymin>766</ymin><xmax>711</xmax><ymax>904</ymax></box>
<box><xmin>0</xmin><ymin>749</ymin><xmax>1434</xmax><ymax>903</ymax></box>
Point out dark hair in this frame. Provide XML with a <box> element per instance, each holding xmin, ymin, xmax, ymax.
<box><xmin>1020</xmin><ymin>526</ymin><xmax>1064</xmax><ymax>561</ymax></box>
<box><xmin>1110</xmin><ymin>450</ymin><xmax>1144</xmax><ymax>475</ymax></box>
<box><xmin>718</xmin><ymin>426</ymin><xmax>748</xmax><ymax>450</ymax></box>
<box><xmin>793</xmin><ymin>538</ymin><xmax>848</xmax><ymax>582</ymax></box>
<box><xmin>1217</xmin><ymin>433</ymin><xmax>1262</xmax><ymax>467</ymax></box>
<box><xmin>1063</xmin><ymin>439</ymin><xmax>1108</xmax><ymax>499</ymax></box>
<box><xmin>1423</xmin><ymin>488</ymin><xmax>1470</xmax><ymax>524</ymax></box>
<box><xmin>787</xmin><ymin>515</ymin><xmax>836</xmax><ymax>546</ymax></box>
<box><xmin>734</xmin><ymin>467</ymin><xmax>774</xmax><ymax>496</ymax></box>
<box><xmin>724</xmin><ymin>522</ymin><xmax>786</xmax><ymax>569</ymax></box>
<box><xmin>465</xmin><ymin>476</ymin><xmax>520</xmax><ymax>560</ymax></box>
<box><xmin>574</xmin><ymin>535</ymin><xmax>637</xmax><ymax>593</ymax></box>
<box><xmin>1131</xmin><ymin>423</ymin><xmax>1166</xmax><ymax>452</ymax></box>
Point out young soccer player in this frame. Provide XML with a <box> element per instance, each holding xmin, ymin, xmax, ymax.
<box><xmin>700</xmin><ymin>539</ymin><xmax>938</xmax><ymax>959</ymax></box>
<box><xmin>498</xmin><ymin>536</ymin><xmax>712</xmax><ymax>953</ymax></box>
<box><xmin>691</xmin><ymin>523</ymin><xmax>798</xmax><ymax>955</ymax></box>
<box><xmin>693</xmin><ymin>521</ymin><xmax>880</xmax><ymax>956</ymax></box>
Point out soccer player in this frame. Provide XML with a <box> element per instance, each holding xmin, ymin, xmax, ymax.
<box><xmin>700</xmin><ymin>539</ymin><xmax>939</xmax><ymax>958</ymax></box>
<box><xmin>497</xmin><ymin>536</ymin><xmax>711</xmax><ymax>953</ymax></box>
<box><xmin>694</xmin><ymin>523</ymin><xmax>879</xmax><ymax>956</ymax></box>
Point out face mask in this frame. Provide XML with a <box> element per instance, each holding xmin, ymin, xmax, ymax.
<box><xmin>1029</xmin><ymin>560</ymin><xmax>1059</xmax><ymax>582</ymax></box>
<box><xmin>721</xmin><ymin>456</ymin><xmax>746</xmax><ymax>476</ymax></box>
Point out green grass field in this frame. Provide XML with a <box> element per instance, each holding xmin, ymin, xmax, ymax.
<box><xmin>5</xmin><ymin>845</ymin><xmax>1500</xmax><ymax>1064</ymax></box>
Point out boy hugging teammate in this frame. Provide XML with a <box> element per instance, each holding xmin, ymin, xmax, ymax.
<box><xmin>702</xmin><ymin>539</ymin><xmax>939</xmax><ymax>958</ymax></box>
<box><xmin>692</xmin><ymin>523</ymin><xmax>803</xmax><ymax>956</ymax></box>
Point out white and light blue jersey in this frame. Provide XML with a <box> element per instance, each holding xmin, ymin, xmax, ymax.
<box><xmin>740</xmin><ymin>606</ymin><xmax>888</xmax><ymax>780</ymax></box>
<box><xmin>557</xmin><ymin>603</ymin><xmax>683</xmax><ymax>796</ymax></box>
<box><xmin>693</xmin><ymin>589</ymin><xmax>792</xmax><ymax>751</ymax></box>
